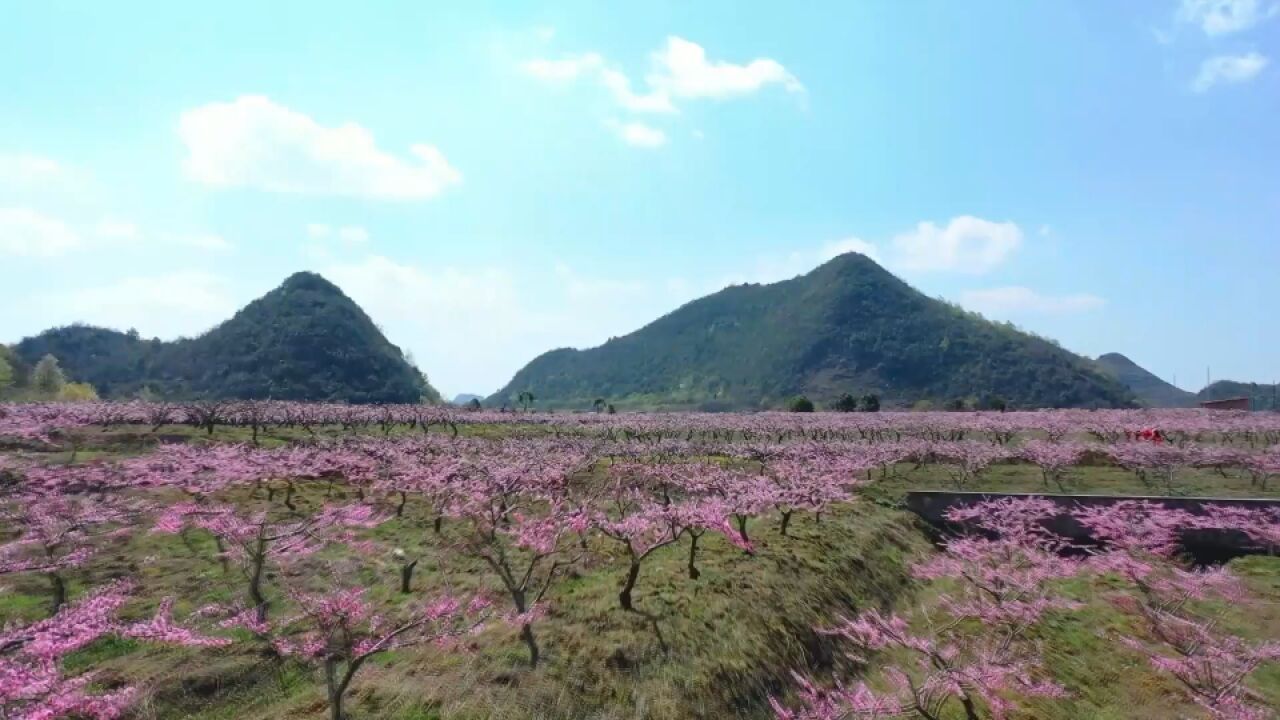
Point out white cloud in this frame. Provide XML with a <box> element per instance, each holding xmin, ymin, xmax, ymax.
<box><xmin>606</xmin><ymin>119</ymin><xmax>668</xmax><ymax>148</ymax></box>
<box><xmin>520</xmin><ymin>36</ymin><xmax>799</xmax><ymax>118</ymax></box>
<box><xmin>0</xmin><ymin>207</ymin><xmax>81</xmax><ymax>256</ymax></box>
<box><xmin>888</xmin><ymin>216</ymin><xmax>1023</xmax><ymax>274</ymax></box>
<box><xmin>178</xmin><ymin>95</ymin><xmax>461</xmax><ymax>200</ymax></box>
<box><xmin>646</xmin><ymin>36</ymin><xmax>804</xmax><ymax>100</ymax></box>
<box><xmin>322</xmin><ymin>256</ymin><xmax>535</xmax><ymax>395</ymax></box>
<box><xmin>599</xmin><ymin>68</ymin><xmax>678</xmax><ymax>113</ymax></box>
<box><xmin>520</xmin><ymin>52</ymin><xmax>604</xmax><ymax>82</ymax></box>
<box><xmin>337</xmin><ymin>226</ymin><xmax>369</xmax><ymax>244</ymax></box>
<box><xmin>1192</xmin><ymin>52</ymin><xmax>1268</xmax><ymax>91</ymax></box>
<box><xmin>3</xmin><ymin>208</ymin><xmax>234</xmax><ymax>258</ymax></box>
<box><xmin>712</xmin><ymin>219</ymin><xmax>1019</xmax><ymax>291</ymax></box>
<box><xmin>38</xmin><ymin>272</ymin><xmax>236</xmax><ymax>337</ymax></box>
<box><xmin>174</xmin><ymin>233</ymin><xmax>233</xmax><ymax>252</ymax></box>
<box><xmin>94</xmin><ymin>218</ymin><xmax>141</xmax><ymax>242</ymax></box>
<box><xmin>960</xmin><ymin>286</ymin><xmax>1106</xmax><ymax>317</ymax></box>
<box><xmin>1177</xmin><ymin>0</ymin><xmax>1278</xmax><ymax>35</ymax></box>
<box><xmin>0</xmin><ymin>153</ymin><xmax>65</xmax><ymax>188</ymax></box>
<box><xmin>554</xmin><ymin>262</ymin><xmax>648</xmax><ymax>301</ymax></box>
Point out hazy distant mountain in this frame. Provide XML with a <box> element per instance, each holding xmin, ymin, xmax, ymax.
<box><xmin>1094</xmin><ymin>353</ymin><xmax>1196</xmax><ymax>408</ymax></box>
<box><xmin>490</xmin><ymin>253</ymin><xmax>1135</xmax><ymax>411</ymax></box>
<box><xmin>452</xmin><ymin>393</ymin><xmax>483</xmax><ymax>405</ymax></box>
<box><xmin>14</xmin><ymin>272</ymin><xmax>442</xmax><ymax>404</ymax></box>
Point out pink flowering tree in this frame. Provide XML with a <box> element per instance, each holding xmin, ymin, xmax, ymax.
<box><xmin>155</xmin><ymin>501</ymin><xmax>385</xmax><ymax>623</ymax></box>
<box><xmin>1075</xmin><ymin>501</ymin><xmax>1280</xmax><ymax>718</ymax></box>
<box><xmin>0</xmin><ymin>494</ymin><xmax>136</xmax><ymax>613</ymax></box>
<box><xmin>595</xmin><ymin>480</ymin><xmax>689</xmax><ymax>613</ymax></box>
<box><xmin>1018</xmin><ymin>440</ymin><xmax>1085</xmax><ymax>491</ymax></box>
<box><xmin>270</xmin><ymin>587</ymin><xmax>490</xmax><ymax>720</ymax></box>
<box><xmin>0</xmin><ymin>581</ymin><xmax>228</xmax><ymax>720</ymax></box>
<box><xmin>774</xmin><ymin>497</ymin><xmax>1080</xmax><ymax>720</ymax></box>
<box><xmin>922</xmin><ymin>442</ymin><xmax>1012</xmax><ymax>490</ymax></box>
<box><xmin>441</xmin><ymin>462</ymin><xmax>583</xmax><ymax>666</ymax></box>
<box><xmin>598</xmin><ymin>462</ymin><xmax>753</xmax><ymax>610</ymax></box>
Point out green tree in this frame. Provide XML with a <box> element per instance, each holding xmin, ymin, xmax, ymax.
<box><xmin>788</xmin><ymin>396</ymin><xmax>815</xmax><ymax>413</ymax></box>
<box><xmin>33</xmin><ymin>354</ymin><xmax>66</xmax><ymax>396</ymax></box>
<box><xmin>860</xmin><ymin>394</ymin><xmax>881</xmax><ymax>412</ymax></box>
<box><xmin>945</xmin><ymin>397</ymin><xmax>968</xmax><ymax>412</ymax></box>
<box><xmin>466</xmin><ymin>397</ymin><xmax>482</xmax><ymax>411</ymax></box>
<box><xmin>0</xmin><ymin>351</ymin><xmax>14</xmax><ymax>394</ymax></box>
<box><xmin>593</xmin><ymin>397</ymin><xmax>607</xmax><ymax>413</ymax></box>
<box><xmin>517</xmin><ymin>390</ymin><xmax>536</xmax><ymax>413</ymax></box>
<box><xmin>833</xmin><ymin>393</ymin><xmax>858</xmax><ymax>412</ymax></box>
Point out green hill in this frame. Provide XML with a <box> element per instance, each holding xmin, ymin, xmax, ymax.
<box><xmin>1199</xmin><ymin>380</ymin><xmax>1279</xmax><ymax>411</ymax></box>
<box><xmin>490</xmin><ymin>253</ymin><xmax>1135</xmax><ymax>410</ymax></box>
<box><xmin>13</xmin><ymin>272</ymin><xmax>442</xmax><ymax>404</ymax></box>
<box><xmin>1094</xmin><ymin>352</ymin><xmax>1196</xmax><ymax>408</ymax></box>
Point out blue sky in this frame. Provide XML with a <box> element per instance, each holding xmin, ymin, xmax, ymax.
<box><xmin>2</xmin><ymin>0</ymin><xmax>1277</xmax><ymax>397</ymax></box>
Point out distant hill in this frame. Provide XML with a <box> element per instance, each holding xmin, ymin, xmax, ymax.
<box><xmin>1094</xmin><ymin>353</ymin><xmax>1196</xmax><ymax>408</ymax></box>
<box><xmin>489</xmin><ymin>253</ymin><xmax>1135</xmax><ymax>411</ymax></box>
<box><xmin>452</xmin><ymin>393</ymin><xmax>482</xmax><ymax>406</ymax></box>
<box><xmin>14</xmin><ymin>272</ymin><xmax>442</xmax><ymax>404</ymax></box>
<box><xmin>1198</xmin><ymin>380</ymin><xmax>1279</xmax><ymax>411</ymax></box>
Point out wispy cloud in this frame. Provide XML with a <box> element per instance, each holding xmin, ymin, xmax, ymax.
<box><xmin>520</xmin><ymin>36</ymin><xmax>802</xmax><ymax>144</ymax></box>
<box><xmin>1192</xmin><ymin>52</ymin><xmax>1269</xmax><ymax>91</ymax></box>
<box><xmin>1177</xmin><ymin>0</ymin><xmax>1279</xmax><ymax>35</ymax></box>
<box><xmin>0</xmin><ymin>207</ymin><xmax>81</xmax><ymax>257</ymax></box>
<box><xmin>960</xmin><ymin>286</ymin><xmax>1106</xmax><ymax>317</ymax></box>
<box><xmin>888</xmin><ymin>216</ymin><xmax>1023</xmax><ymax>274</ymax></box>
<box><xmin>179</xmin><ymin>95</ymin><xmax>461</xmax><ymax>200</ymax></box>
<box><xmin>37</xmin><ymin>271</ymin><xmax>237</xmax><ymax>337</ymax></box>
<box><xmin>605</xmin><ymin>119</ymin><xmax>668</xmax><ymax>148</ymax></box>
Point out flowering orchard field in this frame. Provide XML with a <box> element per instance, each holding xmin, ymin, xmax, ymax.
<box><xmin>1</xmin><ymin>402</ymin><xmax>1279</xmax><ymax>720</ymax></box>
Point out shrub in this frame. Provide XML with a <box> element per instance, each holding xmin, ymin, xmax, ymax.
<box><xmin>789</xmin><ymin>396</ymin><xmax>815</xmax><ymax>413</ymax></box>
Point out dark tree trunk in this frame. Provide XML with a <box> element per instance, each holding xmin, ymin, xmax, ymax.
<box><xmin>249</xmin><ymin>552</ymin><xmax>269</xmax><ymax>623</ymax></box>
<box><xmin>520</xmin><ymin>623</ymin><xmax>540</xmax><ymax>668</ymax></box>
<box><xmin>779</xmin><ymin>510</ymin><xmax>793</xmax><ymax>537</ymax></box>
<box><xmin>400</xmin><ymin>559</ymin><xmax>418</xmax><ymax>594</ymax></box>
<box><xmin>687</xmin><ymin>533</ymin><xmax>701</xmax><ymax>580</ymax></box>
<box><xmin>48</xmin><ymin>572</ymin><xmax>66</xmax><ymax>614</ymax></box>
<box><xmin>619</xmin><ymin>561</ymin><xmax>642</xmax><ymax>611</ymax></box>
<box><xmin>326</xmin><ymin>659</ymin><xmax>345</xmax><ymax>720</ymax></box>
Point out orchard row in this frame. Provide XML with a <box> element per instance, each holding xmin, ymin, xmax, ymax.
<box><xmin>4</xmin><ymin>400</ymin><xmax>1280</xmax><ymax>445</ymax></box>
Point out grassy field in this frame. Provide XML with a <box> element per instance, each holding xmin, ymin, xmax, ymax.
<box><xmin>3</xmin><ymin>425</ymin><xmax>1278</xmax><ymax>719</ymax></box>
